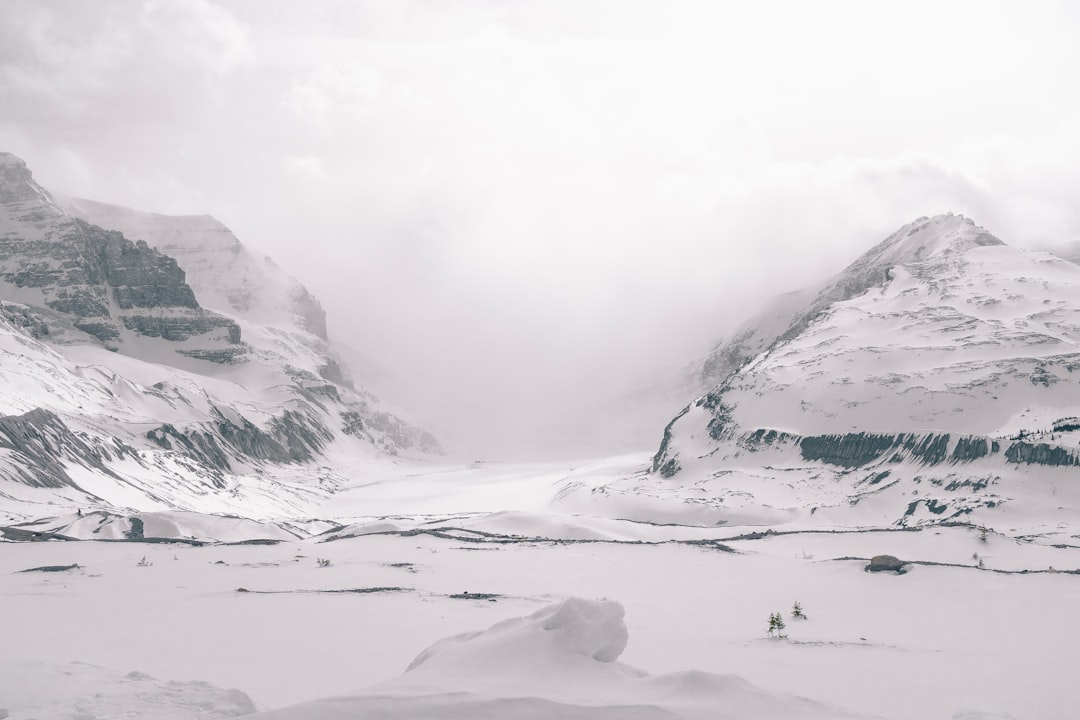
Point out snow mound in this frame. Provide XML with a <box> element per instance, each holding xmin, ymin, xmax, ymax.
<box><xmin>252</xmin><ymin>598</ymin><xmax>872</xmax><ymax>719</ymax></box>
<box><xmin>407</xmin><ymin>597</ymin><xmax>629</xmax><ymax>675</ymax></box>
<box><xmin>0</xmin><ymin>661</ymin><xmax>257</xmax><ymax>719</ymax></box>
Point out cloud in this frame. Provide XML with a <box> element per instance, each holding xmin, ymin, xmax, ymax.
<box><xmin>2</xmin><ymin>0</ymin><xmax>1079</xmax><ymax>458</ymax></box>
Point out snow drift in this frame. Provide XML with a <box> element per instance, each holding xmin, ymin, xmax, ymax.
<box><xmin>0</xmin><ymin>661</ymin><xmax>256</xmax><ymax>719</ymax></box>
<box><xmin>252</xmin><ymin>597</ymin><xmax>871</xmax><ymax>719</ymax></box>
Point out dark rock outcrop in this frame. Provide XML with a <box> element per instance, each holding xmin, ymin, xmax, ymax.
<box><xmin>0</xmin><ymin>408</ymin><xmax>125</xmax><ymax>489</ymax></box>
<box><xmin>865</xmin><ymin>555</ymin><xmax>906</xmax><ymax>573</ymax></box>
<box><xmin>1004</xmin><ymin>442</ymin><xmax>1080</xmax><ymax>466</ymax></box>
<box><xmin>799</xmin><ymin>432</ymin><xmax>1008</xmax><ymax>469</ymax></box>
<box><xmin>146</xmin><ymin>407</ymin><xmax>334</xmax><ymax>473</ymax></box>
<box><xmin>799</xmin><ymin>432</ymin><xmax>958</xmax><ymax>468</ymax></box>
<box><xmin>125</xmin><ymin>517</ymin><xmax>145</xmax><ymax>540</ymax></box>
<box><xmin>800</xmin><ymin>432</ymin><xmax>904</xmax><ymax>468</ymax></box>
<box><xmin>0</xmin><ymin>301</ymin><xmax>49</xmax><ymax>338</ymax></box>
<box><xmin>651</xmin><ymin>405</ymin><xmax>690</xmax><ymax>475</ymax></box>
<box><xmin>17</xmin><ymin>564</ymin><xmax>81</xmax><ymax>573</ymax></box>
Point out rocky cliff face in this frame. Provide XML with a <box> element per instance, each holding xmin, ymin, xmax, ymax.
<box><xmin>0</xmin><ymin>153</ymin><xmax>242</xmax><ymax>360</ymax></box>
<box><xmin>56</xmin><ymin>194</ymin><xmax>328</xmax><ymax>340</ymax></box>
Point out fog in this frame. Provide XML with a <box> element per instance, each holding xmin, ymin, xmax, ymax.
<box><xmin>2</xmin><ymin>0</ymin><xmax>1079</xmax><ymax>459</ymax></box>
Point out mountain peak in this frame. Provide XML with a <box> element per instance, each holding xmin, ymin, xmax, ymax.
<box><xmin>864</xmin><ymin>213</ymin><xmax>1004</xmax><ymax>267</ymax></box>
<box><xmin>692</xmin><ymin>213</ymin><xmax>1007</xmax><ymax>392</ymax></box>
<box><xmin>0</xmin><ymin>151</ymin><xmax>63</xmax><ymax>222</ymax></box>
<box><xmin>0</xmin><ymin>151</ymin><xmax>28</xmax><ymax>170</ymax></box>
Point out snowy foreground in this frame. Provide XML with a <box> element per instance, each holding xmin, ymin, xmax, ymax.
<box><xmin>3</xmin><ymin>457</ymin><xmax>1078</xmax><ymax>720</ymax></box>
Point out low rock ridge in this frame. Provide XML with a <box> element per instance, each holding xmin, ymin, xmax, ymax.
<box><xmin>653</xmin><ymin>416</ymin><xmax>1080</xmax><ymax>476</ymax></box>
<box><xmin>0</xmin><ymin>408</ymin><xmax>131</xmax><ymax>490</ymax></box>
<box><xmin>145</xmin><ymin>406</ymin><xmax>334</xmax><ymax>473</ymax></box>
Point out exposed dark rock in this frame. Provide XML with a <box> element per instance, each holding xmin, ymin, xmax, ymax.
<box><xmin>800</xmin><ymin>432</ymin><xmax>998</xmax><ymax>469</ymax></box>
<box><xmin>146</xmin><ymin>407</ymin><xmax>333</xmax><ymax>472</ymax></box>
<box><xmin>0</xmin><ymin>526</ymin><xmax>76</xmax><ymax>542</ymax></box>
<box><xmin>0</xmin><ymin>408</ymin><xmax>124</xmax><ymax>489</ymax></box>
<box><xmin>146</xmin><ymin>424</ymin><xmax>233</xmax><ymax>476</ymax></box>
<box><xmin>651</xmin><ymin>404</ymin><xmax>690</xmax><ymax>474</ymax></box>
<box><xmin>1028</xmin><ymin>365</ymin><xmax>1058</xmax><ymax>387</ymax></box>
<box><xmin>178</xmin><ymin>346</ymin><xmax>247</xmax><ymax>363</ymax></box>
<box><xmin>0</xmin><ymin>157</ymin><xmax>242</xmax><ymax>361</ymax></box>
<box><xmin>125</xmin><ymin>517</ymin><xmax>145</xmax><ymax>540</ymax></box>
<box><xmin>270</xmin><ymin>409</ymin><xmax>334</xmax><ymax>461</ymax></box>
<box><xmin>120</xmin><ymin>312</ymin><xmax>240</xmax><ymax>343</ymax></box>
<box><xmin>867</xmin><ymin>470</ymin><xmax>891</xmax><ymax>485</ymax></box>
<box><xmin>740</xmin><ymin>428</ymin><xmax>799</xmax><ymax>451</ymax></box>
<box><xmin>943</xmin><ymin>477</ymin><xmax>991</xmax><ymax>492</ymax></box>
<box><xmin>318</xmin><ymin>358</ymin><xmax>353</xmax><ymax>389</ymax></box>
<box><xmin>0</xmin><ymin>301</ymin><xmax>49</xmax><ymax>338</ymax></box>
<box><xmin>865</xmin><ymin>554</ymin><xmax>906</xmax><ymax>573</ymax></box>
<box><xmin>300</xmin><ymin>383</ymin><xmax>341</xmax><ymax>403</ymax></box>
<box><xmin>17</xmin><ymin>564</ymin><xmax>81</xmax><ymax>573</ymax></box>
<box><xmin>1004</xmin><ymin>441</ymin><xmax>1080</xmax><ymax>466</ymax></box>
<box><xmin>800</xmin><ymin>432</ymin><xmax>904</xmax><ymax>468</ymax></box>
<box><xmin>904</xmin><ymin>499</ymin><xmax>949</xmax><ymax>517</ymax></box>
<box><xmin>952</xmin><ymin>437</ymin><xmax>991</xmax><ymax>461</ymax></box>
<box><xmin>349</xmin><ymin>404</ymin><xmax>443</xmax><ymax>455</ymax></box>
<box><xmin>1052</xmin><ymin>417</ymin><xmax>1080</xmax><ymax>433</ymax></box>
<box><xmin>700</xmin><ymin>392</ymin><xmax>737</xmax><ymax>442</ymax></box>
<box><xmin>657</xmin><ymin>456</ymin><xmax>682</xmax><ymax>478</ymax></box>
<box><xmin>236</xmin><ymin>586</ymin><xmax>407</xmax><ymax>595</ymax></box>
<box><xmin>341</xmin><ymin>410</ymin><xmax>364</xmax><ymax>436</ymax></box>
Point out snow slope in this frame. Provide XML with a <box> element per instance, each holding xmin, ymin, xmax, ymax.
<box><xmin>0</xmin><ymin>661</ymin><xmax>256</xmax><ymax>720</ymax></box>
<box><xmin>609</xmin><ymin>215</ymin><xmax>1080</xmax><ymax>529</ymax></box>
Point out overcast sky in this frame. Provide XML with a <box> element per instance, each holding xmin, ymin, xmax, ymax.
<box><xmin>2</xmin><ymin>0</ymin><xmax>1079</xmax><ymax>458</ymax></box>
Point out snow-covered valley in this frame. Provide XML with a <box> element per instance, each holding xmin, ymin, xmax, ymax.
<box><xmin>2</xmin><ymin>149</ymin><xmax>1078</xmax><ymax>719</ymax></box>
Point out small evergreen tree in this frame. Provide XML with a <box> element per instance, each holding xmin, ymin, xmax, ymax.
<box><xmin>792</xmin><ymin>601</ymin><xmax>806</xmax><ymax>620</ymax></box>
<box><xmin>767</xmin><ymin>612</ymin><xmax>786</xmax><ymax>638</ymax></box>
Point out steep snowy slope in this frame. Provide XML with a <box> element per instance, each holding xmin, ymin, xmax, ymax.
<box><xmin>693</xmin><ymin>214</ymin><xmax>1004</xmax><ymax>391</ymax></box>
<box><xmin>0</xmin><ymin>152</ymin><xmax>440</xmax><ymax>520</ymax></box>
<box><xmin>563</xmin><ymin>215</ymin><xmax>1080</xmax><ymax>530</ymax></box>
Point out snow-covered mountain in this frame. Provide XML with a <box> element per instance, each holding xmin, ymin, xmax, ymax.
<box><xmin>557</xmin><ymin>215</ymin><xmax>1080</xmax><ymax>530</ymax></box>
<box><xmin>0</xmin><ymin>152</ymin><xmax>439</xmax><ymax>521</ymax></box>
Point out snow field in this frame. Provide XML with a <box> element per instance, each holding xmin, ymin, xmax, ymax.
<box><xmin>2</xmin><ymin>518</ymin><xmax>1076</xmax><ymax>719</ymax></box>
